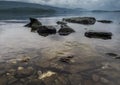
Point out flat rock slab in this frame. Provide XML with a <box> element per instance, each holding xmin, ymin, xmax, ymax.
<box><xmin>63</xmin><ymin>17</ymin><xmax>96</xmax><ymax>25</ymax></box>
<box><xmin>85</xmin><ymin>30</ymin><xmax>112</xmax><ymax>40</ymax></box>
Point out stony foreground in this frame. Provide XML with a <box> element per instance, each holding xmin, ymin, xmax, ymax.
<box><xmin>0</xmin><ymin>43</ymin><xmax>120</xmax><ymax>85</ymax></box>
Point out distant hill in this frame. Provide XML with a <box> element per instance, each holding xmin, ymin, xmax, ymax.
<box><xmin>0</xmin><ymin>1</ymin><xmax>61</xmax><ymax>14</ymax></box>
<box><xmin>91</xmin><ymin>10</ymin><xmax>120</xmax><ymax>12</ymax></box>
<box><xmin>0</xmin><ymin>1</ymin><xmax>87</xmax><ymax>19</ymax></box>
<box><xmin>0</xmin><ymin>1</ymin><xmax>87</xmax><ymax>14</ymax></box>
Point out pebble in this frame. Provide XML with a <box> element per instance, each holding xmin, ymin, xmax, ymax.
<box><xmin>18</xmin><ymin>67</ymin><xmax>24</xmax><ymax>70</ymax></box>
<box><xmin>38</xmin><ymin>71</ymin><xmax>56</xmax><ymax>80</ymax></box>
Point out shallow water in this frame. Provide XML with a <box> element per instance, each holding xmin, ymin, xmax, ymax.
<box><xmin>0</xmin><ymin>12</ymin><xmax>120</xmax><ymax>60</ymax></box>
<box><xmin>0</xmin><ymin>12</ymin><xmax>120</xmax><ymax>85</ymax></box>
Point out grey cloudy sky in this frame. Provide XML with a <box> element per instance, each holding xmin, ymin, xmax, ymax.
<box><xmin>2</xmin><ymin>0</ymin><xmax>120</xmax><ymax>10</ymax></box>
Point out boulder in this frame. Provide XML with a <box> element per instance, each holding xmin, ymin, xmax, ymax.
<box><xmin>37</xmin><ymin>26</ymin><xmax>56</xmax><ymax>37</ymax></box>
<box><xmin>58</xmin><ymin>25</ymin><xmax>75</xmax><ymax>36</ymax></box>
<box><xmin>85</xmin><ymin>30</ymin><xmax>112</xmax><ymax>40</ymax></box>
<box><xmin>63</xmin><ymin>17</ymin><xmax>96</xmax><ymax>25</ymax></box>
<box><xmin>25</xmin><ymin>18</ymin><xmax>42</xmax><ymax>28</ymax></box>
<box><xmin>97</xmin><ymin>20</ymin><xmax>113</xmax><ymax>23</ymax></box>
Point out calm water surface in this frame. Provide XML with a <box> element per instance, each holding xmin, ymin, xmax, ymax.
<box><xmin>0</xmin><ymin>12</ymin><xmax>120</xmax><ymax>85</ymax></box>
<box><xmin>0</xmin><ymin>12</ymin><xmax>120</xmax><ymax>61</ymax></box>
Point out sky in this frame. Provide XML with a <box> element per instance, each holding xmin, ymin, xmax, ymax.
<box><xmin>1</xmin><ymin>0</ymin><xmax>120</xmax><ymax>10</ymax></box>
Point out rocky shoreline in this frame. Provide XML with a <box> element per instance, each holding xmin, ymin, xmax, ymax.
<box><xmin>0</xmin><ymin>16</ymin><xmax>120</xmax><ymax>85</ymax></box>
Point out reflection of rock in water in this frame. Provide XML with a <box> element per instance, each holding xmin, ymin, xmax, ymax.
<box><xmin>85</xmin><ymin>30</ymin><xmax>112</xmax><ymax>40</ymax></box>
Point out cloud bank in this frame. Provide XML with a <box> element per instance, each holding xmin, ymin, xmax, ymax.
<box><xmin>1</xmin><ymin>0</ymin><xmax>120</xmax><ymax>10</ymax></box>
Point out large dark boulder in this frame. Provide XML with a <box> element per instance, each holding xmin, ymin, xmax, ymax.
<box><xmin>37</xmin><ymin>26</ymin><xmax>56</xmax><ymax>37</ymax></box>
<box><xmin>25</xmin><ymin>18</ymin><xmax>42</xmax><ymax>28</ymax></box>
<box><xmin>97</xmin><ymin>20</ymin><xmax>113</xmax><ymax>23</ymax></box>
<box><xmin>85</xmin><ymin>30</ymin><xmax>112</xmax><ymax>40</ymax></box>
<box><xmin>63</xmin><ymin>17</ymin><xmax>96</xmax><ymax>25</ymax></box>
<box><xmin>58</xmin><ymin>25</ymin><xmax>75</xmax><ymax>36</ymax></box>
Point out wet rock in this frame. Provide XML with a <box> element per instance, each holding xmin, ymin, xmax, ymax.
<box><xmin>25</xmin><ymin>18</ymin><xmax>42</xmax><ymax>28</ymax></box>
<box><xmin>14</xmin><ymin>67</ymin><xmax>34</xmax><ymax>79</ymax></box>
<box><xmin>59</xmin><ymin>55</ymin><xmax>74</xmax><ymax>63</ymax></box>
<box><xmin>56</xmin><ymin>21</ymin><xmax>67</xmax><ymax>25</ymax></box>
<box><xmin>97</xmin><ymin>20</ymin><xmax>113</xmax><ymax>23</ymax></box>
<box><xmin>58</xmin><ymin>25</ymin><xmax>75</xmax><ymax>36</ymax></box>
<box><xmin>37</xmin><ymin>26</ymin><xmax>56</xmax><ymax>37</ymax></box>
<box><xmin>63</xmin><ymin>17</ymin><xmax>96</xmax><ymax>25</ymax></box>
<box><xmin>85</xmin><ymin>30</ymin><xmax>112</xmax><ymax>40</ymax></box>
